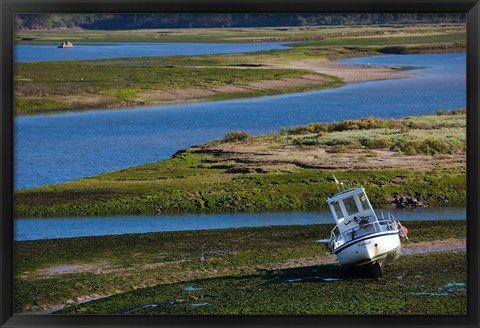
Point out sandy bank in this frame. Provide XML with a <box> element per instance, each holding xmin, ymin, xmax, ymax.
<box><xmin>138</xmin><ymin>58</ymin><xmax>416</xmax><ymax>108</ymax></box>
<box><xmin>137</xmin><ymin>73</ymin><xmax>333</xmax><ymax>103</ymax></box>
<box><xmin>15</xmin><ymin>53</ymin><xmax>419</xmax><ymax>116</ymax></box>
<box><xmin>271</xmin><ymin>58</ymin><xmax>416</xmax><ymax>82</ymax></box>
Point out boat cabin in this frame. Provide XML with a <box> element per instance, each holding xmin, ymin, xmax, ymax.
<box><xmin>327</xmin><ymin>187</ymin><xmax>379</xmax><ymax>237</ymax></box>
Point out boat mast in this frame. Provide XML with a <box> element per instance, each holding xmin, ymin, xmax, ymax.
<box><xmin>332</xmin><ymin>174</ymin><xmax>345</xmax><ymax>192</ymax></box>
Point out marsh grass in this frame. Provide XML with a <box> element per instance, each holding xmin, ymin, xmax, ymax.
<box><xmin>292</xmin><ymin>32</ymin><xmax>466</xmax><ymax>48</ymax></box>
<box><xmin>15</xmin><ymin>59</ymin><xmax>334</xmax><ymax>114</ymax></box>
<box><xmin>16</xmin><ymin>25</ymin><xmax>465</xmax><ymax>44</ymax></box>
<box><xmin>14</xmin><ymin>113</ymin><xmax>466</xmax><ymax>217</ymax></box>
<box><xmin>286</xmin><ymin>113</ymin><xmax>466</xmax><ymax>155</ymax></box>
<box><xmin>14</xmin><ymin>26</ymin><xmax>465</xmax><ymax>115</ymax></box>
<box><xmin>14</xmin><ymin>220</ymin><xmax>466</xmax><ymax>313</ymax></box>
<box><xmin>14</xmin><ymin>161</ymin><xmax>466</xmax><ymax>218</ymax></box>
<box><xmin>55</xmin><ymin>251</ymin><xmax>467</xmax><ymax>315</ymax></box>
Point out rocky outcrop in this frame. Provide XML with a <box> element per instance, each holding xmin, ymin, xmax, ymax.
<box><xmin>58</xmin><ymin>41</ymin><xmax>73</xmax><ymax>48</ymax></box>
<box><xmin>390</xmin><ymin>193</ymin><xmax>429</xmax><ymax>208</ymax></box>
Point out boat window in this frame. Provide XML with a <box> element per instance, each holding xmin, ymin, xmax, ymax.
<box><xmin>343</xmin><ymin>196</ymin><xmax>359</xmax><ymax>216</ymax></box>
<box><xmin>359</xmin><ymin>193</ymin><xmax>370</xmax><ymax>211</ymax></box>
<box><xmin>332</xmin><ymin>201</ymin><xmax>343</xmax><ymax>220</ymax></box>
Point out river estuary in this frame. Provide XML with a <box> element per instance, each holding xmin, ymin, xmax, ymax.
<box><xmin>14</xmin><ymin>52</ymin><xmax>465</xmax><ymax>190</ymax></box>
<box><xmin>14</xmin><ymin>44</ymin><xmax>466</xmax><ymax>241</ymax></box>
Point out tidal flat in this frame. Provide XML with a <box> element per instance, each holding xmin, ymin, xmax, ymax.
<box><xmin>14</xmin><ymin>220</ymin><xmax>466</xmax><ymax>314</ymax></box>
<box><xmin>57</xmin><ymin>252</ymin><xmax>467</xmax><ymax>315</ymax></box>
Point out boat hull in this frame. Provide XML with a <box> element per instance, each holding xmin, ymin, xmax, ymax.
<box><xmin>332</xmin><ymin>231</ymin><xmax>401</xmax><ymax>267</ymax></box>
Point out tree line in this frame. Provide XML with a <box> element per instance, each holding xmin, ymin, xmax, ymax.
<box><xmin>15</xmin><ymin>13</ymin><xmax>466</xmax><ymax>30</ymax></box>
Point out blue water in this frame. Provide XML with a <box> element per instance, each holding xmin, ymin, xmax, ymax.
<box><xmin>14</xmin><ymin>42</ymin><xmax>290</xmax><ymax>62</ymax></box>
<box><xmin>14</xmin><ymin>207</ymin><xmax>465</xmax><ymax>241</ymax></box>
<box><xmin>14</xmin><ymin>52</ymin><xmax>466</xmax><ymax>190</ymax></box>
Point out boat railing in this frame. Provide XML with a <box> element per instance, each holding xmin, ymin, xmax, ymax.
<box><xmin>329</xmin><ymin>216</ymin><xmax>399</xmax><ymax>251</ymax></box>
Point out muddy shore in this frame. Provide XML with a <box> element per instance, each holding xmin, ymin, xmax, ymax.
<box><xmin>14</xmin><ymin>220</ymin><xmax>466</xmax><ymax>314</ymax></box>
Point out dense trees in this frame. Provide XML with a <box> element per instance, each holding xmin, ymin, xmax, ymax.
<box><xmin>15</xmin><ymin>13</ymin><xmax>465</xmax><ymax>30</ymax></box>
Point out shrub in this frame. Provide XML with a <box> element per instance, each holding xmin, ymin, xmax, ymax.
<box><xmin>447</xmin><ymin>108</ymin><xmax>466</xmax><ymax>115</ymax></box>
<box><xmin>329</xmin><ymin>117</ymin><xmax>401</xmax><ymax>132</ymax></box>
<box><xmin>360</xmin><ymin>138</ymin><xmax>392</xmax><ymax>149</ymax></box>
<box><xmin>288</xmin><ymin>117</ymin><xmax>402</xmax><ymax>135</ymax></box>
<box><xmin>223</xmin><ymin>131</ymin><xmax>249</xmax><ymax>143</ymax></box>
<box><xmin>288</xmin><ymin>122</ymin><xmax>328</xmax><ymax>135</ymax></box>
<box><xmin>390</xmin><ymin>138</ymin><xmax>452</xmax><ymax>155</ymax></box>
<box><xmin>390</xmin><ymin>140</ymin><xmax>421</xmax><ymax>154</ymax></box>
<box><xmin>302</xmin><ymin>136</ymin><xmax>319</xmax><ymax>145</ymax></box>
<box><xmin>291</xmin><ymin>137</ymin><xmax>304</xmax><ymax>146</ymax></box>
<box><xmin>422</xmin><ymin>138</ymin><xmax>451</xmax><ymax>155</ymax></box>
<box><xmin>317</xmin><ymin>131</ymin><xmax>327</xmax><ymax>137</ymax></box>
<box><xmin>403</xmin><ymin>146</ymin><xmax>418</xmax><ymax>155</ymax></box>
<box><xmin>407</xmin><ymin>121</ymin><xmax>433</xmax><ymax>130</ymax></box>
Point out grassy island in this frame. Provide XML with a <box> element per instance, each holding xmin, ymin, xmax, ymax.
<box><xmin>14</xmin><ymin>25</ymin><xmax>465</xmax><ymax>115</ymax></box>
<box><xmin>15</xmin><ymin>111</ymin><xmax>466</xmax><ymax>218</ymax></box>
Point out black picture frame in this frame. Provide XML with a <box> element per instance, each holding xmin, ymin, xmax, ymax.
<box><xmin>1</xmin><ymin>0</ymin><xmax>479</xmax><ymax>327</ymax></box>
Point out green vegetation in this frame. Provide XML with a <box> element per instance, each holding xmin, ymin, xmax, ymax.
<box><xmin>13</xmin><ymin>22</ymin><xmax>468</xmax><ymax>315</ymax></box>
<box><xmin>14</xmin><ymin>165</ymin><xmax>466</xmax><ymax>218</ymax></box>
<box><xmin>16</xmin><ymin>24</ymin><xmax>465</xmax><ymax>44</ymax></box>
<box><xmin>223</xmin><ymin>130</ymin><xmax>249</xmax><ymax>142</ymax></box>
<box><xmin>14</xmin><ymin>58</ymin><xmax>342</xmax><ymax>115</ymax></box>
<box><xmin>56</xmin><ymin>252</ymin><xmax>466</xmax><ymax>315</ymax></box>
<box><xmin>14</xmin><ymin>25</ymin><xmax>465</xmax><ymax>115</ymax></box>
<box><xmin>14</xmin><ymin>220</ymin><xmax>466</xmax><ymax>313</ymax></box>
<box><xmin>287</xmin><ymin>111</ymin><xmax>466</xmax><ymax>155</ymax></box>
<box><xmin>15</xmin><ymin>13</ymin><xmax>465</xmax><ymax>32</ymax></box>
<box><xmin>292</xmin><ymin>32</ymin><xmax>465</xmax><ymax>49</ymax></box>
<box><xmin>14</xmin><ymin>113</ymin><xmax>465</xmax><ymax>218</ymax></box>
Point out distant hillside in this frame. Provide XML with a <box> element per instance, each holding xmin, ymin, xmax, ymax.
<box><xmin>15</xmin><ymin>13</ymin><xmax>466</xmax><ymax>30</ymax></box>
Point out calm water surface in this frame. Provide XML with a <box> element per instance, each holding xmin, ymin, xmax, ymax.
<box><xmin>14</xmin><ymin>42</ymin><xmax>290</xmax><ymax>62</ymax></box>
<box><xmin>14</xmin><ymin>53</ymin><xmax>466</xmax><ymax>190</ymax></box>
<box><xmin>15</xmin><ymin>207</ymin><xmax>465</xmax><ymax>241</ymax></box>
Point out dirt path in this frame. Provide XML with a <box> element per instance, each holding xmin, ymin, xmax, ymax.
<box><xmin>269</xmin><ymin>238</ymin><xmax>466</xmax><ymax>270</ymax></box>
<box><xmin>29</xmin><ymin>239</ymin><xmax>466</xmax><ymax>280</ymax></box>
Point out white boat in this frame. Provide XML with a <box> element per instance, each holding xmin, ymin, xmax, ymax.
<box><xmin>324</xmin><ymin>179</ymin><xmax>409</xmax><ymax>278</ymax></box>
